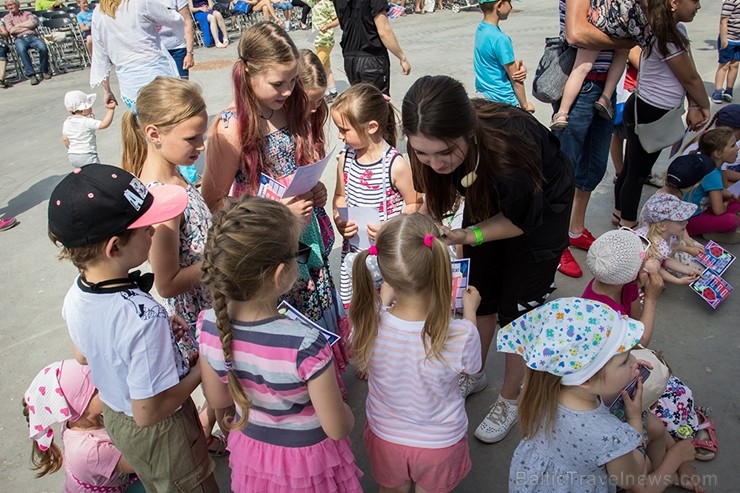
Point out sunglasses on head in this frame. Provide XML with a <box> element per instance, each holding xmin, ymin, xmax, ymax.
<box><xmin>293</xmin><ymin>242</ymin><xmax>311</xmax><ymax>265</ymax></box>
<box><xmin>619</xmin><ymin>226</ymin><xmax>652</xmax><ymax>259</ymax></box>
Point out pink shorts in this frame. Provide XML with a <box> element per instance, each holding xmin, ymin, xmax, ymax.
<box><xmin>363</xmin><ymin>423</ymin><xmax>471</xmax><ymax>493</ymax></box>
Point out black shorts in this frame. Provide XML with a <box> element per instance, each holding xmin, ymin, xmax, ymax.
<box><xmin>463</xmin><ymin>236</ymin><xmax>562</xmax><ymax>326</ymax></box>
<box><xmin>344</xmin><ymin>54</ymin><xmax>390</xmax><ymax>95</ymax></box>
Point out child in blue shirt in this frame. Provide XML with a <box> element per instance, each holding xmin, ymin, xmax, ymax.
<box><xmin>473</xmin><ymin>0</ymin><xmax>533</xmax><ymax>112</ymax></box>
<box><xmin>76</xmin><ymin>0</ymin><xmax>93</xmax><ymax>56</ymax></box>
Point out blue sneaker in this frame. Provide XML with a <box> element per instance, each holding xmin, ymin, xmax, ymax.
<box><xmin>723</xmin><ymin>89</ymin><xmax>734</xmax><ymax>102</ymax></box>
<box><xmin>712</xmin><ymin>90</ymin><xmax>724</xmax><ymax>104</ymax></box>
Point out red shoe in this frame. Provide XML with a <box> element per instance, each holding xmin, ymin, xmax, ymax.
<box><xmin>558</xmin><ymin>248</ymin><xmax>582</xmax><ymax>278</ymax></box>
<box><xmin>569</xmin><ymin>228</ymin><xmax>595</xmax><ymax>251</ymax></box>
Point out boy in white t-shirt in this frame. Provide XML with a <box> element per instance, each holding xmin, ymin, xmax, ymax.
<box><xmin>48</xmin><ymin>165</ymin><xmax>218</xmax><ymax>492</ymax></box>
<box><xmin>62</xmin><ymin>90</ymin><xmax>116</xmax><ymax>167</ymax></box>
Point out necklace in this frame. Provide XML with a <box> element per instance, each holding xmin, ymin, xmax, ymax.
<box><xmin>260</xmin><ymin>108</ymin><xmax>274</xmax><ymax>120</ymax></box>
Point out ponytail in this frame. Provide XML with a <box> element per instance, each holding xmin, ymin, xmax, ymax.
<box><xmin>421</xmin><ymin>236</ymin><xmax>452</xmax><ymax>362</ymax></box>
<box><xmin>120</xmin><ymin>110</ymin><xmax>147</xmax><ymax>178</ymax></box>
<box><xmin>349</xmin><ymin>250</ymin><xmax>380</xmax><ymax>372</ymax></box>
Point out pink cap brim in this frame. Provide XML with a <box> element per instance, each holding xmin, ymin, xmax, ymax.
<box><xmin>128</xmin><ymin>184</ymin><xmax>188</xmax><ymax>230</ymax></box>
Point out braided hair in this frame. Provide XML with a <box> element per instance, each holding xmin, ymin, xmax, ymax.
<box><xmin>201</xmin><ymin>196</ymin><xmax>302</xmax><ymax>429</ymax></box>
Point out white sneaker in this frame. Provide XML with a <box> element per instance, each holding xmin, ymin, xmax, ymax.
<box><xmin>458</xmin><ymin>370</ymin><xmax>488</xmax><ymax>398</ymax></box>
<box><xmin>474</xmin><ymin>395</ymin><xmax>518</xmax><ymax>443</ymax></box>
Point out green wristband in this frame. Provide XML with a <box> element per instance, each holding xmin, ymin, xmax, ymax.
<box><xmin>468</xmin><ymin>226</ymin><xmax>484</xmax><ymax>246</ymax></box>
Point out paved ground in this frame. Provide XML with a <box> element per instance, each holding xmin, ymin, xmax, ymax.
<box><xmin>1</xmin><ymin>2</ymin><xmax>737</xmax><ymax>491</ymax></box>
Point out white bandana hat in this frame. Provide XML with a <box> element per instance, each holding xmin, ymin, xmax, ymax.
<box><xmin>497</xmin><ymin>297</ymin><xmax>644</xmax><ymax>386</ymax></box>
<box><xmin>24</xmin><ymin>360</ymin><xmax>95</xmax><ymax>451</ymax></box>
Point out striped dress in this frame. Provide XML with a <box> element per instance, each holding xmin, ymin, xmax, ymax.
<box><xmin>339</xmin><ymin>144</ymin><xmax>405</xmax><ymax>305</ymax></box>
<box><xmin>366</xmin><ymin>308</ymin><xmax>482</xmax><ymax>448</ymax></box>
<box><xmin>198</xmin><ymin>311</ymin><xmax>362</xmax><ymax>493</ymax></box>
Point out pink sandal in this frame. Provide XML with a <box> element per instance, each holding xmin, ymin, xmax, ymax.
<box><xmin>693</xmin><ymin>409</ymin><xmax>718</xmax><ymax>461</ymax></box>
<box><xmin>0</xmin><ymin>216</ymin><xmax>18</xmax><ymax>232</ymax></box>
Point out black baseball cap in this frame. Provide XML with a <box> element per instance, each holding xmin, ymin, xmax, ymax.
<box><xmin>49</xmin><ymin>164</ymin><xmax>187</xmax><ymax>248</ymax></box>
<box><xmin>665</xmin><ymin>154</ymin><xmax>715</xmax><ymax>189</ymax></box>
<box><xmin>716</xmin><ymin>104</ymin><xmax>740</xmax><ymax>128</ymax></box>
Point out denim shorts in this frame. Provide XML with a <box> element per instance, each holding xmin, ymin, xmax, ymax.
<box><xmin>551</xmin><ymin>79</ymin><xmax>613</xmax><ymax>192</ymax></box>
<box><xmin>718</xmin><ymin>38</ymin><xmax>740</xmax><ymax>64</ymax></box>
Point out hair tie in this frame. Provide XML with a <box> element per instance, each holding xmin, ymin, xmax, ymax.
<box><xmin>368</xmin><ymin>245</ymin><xmax>378</xmax><ymax>256</ymax></box>
<box><xmin>423</xmin><ymin>234</ymin><xmax>435</xmax><ymax>248</ymax></box>
<box><xmin>382</xmin><ymin>94</ymin><xmax>391</xmax><ymax>103</ymax></box>
<box><xmin>224</xmin><ymin>360</ymin><xmax>233</xmax><ymax>372</ymax></box>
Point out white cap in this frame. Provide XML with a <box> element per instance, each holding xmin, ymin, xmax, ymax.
<box><xmin>64</xmin><ymin>90</ymin><xmax>96</xmax><ymax>112</ymax></box>
<box><xmin>586</xmin><ymin>230</ymin><xmax>644</xmax><ymax>285</ymax></box>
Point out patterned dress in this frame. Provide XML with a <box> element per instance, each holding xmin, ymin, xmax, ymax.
<box><xmin>589</xmin><ymin>0</ymin><xmax>652</xmax><ymax>48</ymax></box>
<box><xmin>148</xmin><ymin>180</ymin><xmax>213</xmax><ymax>330</ymax></box>
<box><xmin>220</xmin><ymin>111</ymin><xmax>351</xmax><ymax>384</ymax></box>
<box><xmin>339</xmin><ymin>145</ymin><xmax>405</xmax><ymax>305</ymax></box>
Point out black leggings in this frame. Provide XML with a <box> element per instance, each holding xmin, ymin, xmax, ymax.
<box><xmin>614</xmin><ymin>94</ymin><xmax>671</xmax><ymax>222</ymax></box>
<box><xmin>291</xmin><ymin>0</ymin><xmax>310</xmax><ymax>24</ymax></box>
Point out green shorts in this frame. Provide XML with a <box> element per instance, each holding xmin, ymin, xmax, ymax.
<box><xmin>102</xmin><ymin>398</ymin><xmax>218</xmax><ymax>493</ymax></box>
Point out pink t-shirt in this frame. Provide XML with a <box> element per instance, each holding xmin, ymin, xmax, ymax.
<box><xmin>581</xmin><ymin>279</ymin><xmax>640</xmax><ymax>317</ymax></box>
<box><xmin>62</xmin><ymin>427</ymin><xmax>124</xmax><ymax>493</ymax></box>
<box><xmin>366</xmin><ymin>309</ymin><xmax>482</xmax><ymax>448</ymax></box>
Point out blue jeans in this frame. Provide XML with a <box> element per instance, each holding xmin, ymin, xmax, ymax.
<box><xmin>552</xmin><ymin>80</ymin><xmax>614</xmax><ymax>192</ymax></box>
<box><xmin>168</xmin><ymin>48</ymin><xmax>189</xmax><ymax>79</ymax></box>
<box><xmin>14</xmin><ymin>34</ymin><xmax>49</xmax><ymax>77</ymax></box>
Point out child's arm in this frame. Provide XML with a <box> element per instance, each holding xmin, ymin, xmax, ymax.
<box><xmin>630</xmin><ymin>439</ymin><xmax>697</xmax><ymax>493</ymax></box>
<box><xmin>131</xmin><ymin>362</ymin><xmax>201</xmax><ymax>427</ymax></box>
<box><xmin>633</xmin><ymin>271</ymin><xmax>663</xmax><ymax>346</ymax></box>
<box><xmin>71</xmin><ymin>343</ymin><xmax>87</xmax><ymax>365</ymax></box>
<box><xmin>63</xmin><ymin>134</ymin><xmax>70</xmax><ymax>148</ymax></box>
<box><xmin>320</xmin><ymin>18</ymin><xmax>339</xmax><ymax>33</ymax></box>
<box><xmin>659</xmin><ymin>260</ymin><xmax>701</xmax><ymax>285</ymax></box>
<box><xmin>199</xmin><ymin>356</ymin><xmax>235</xmax><ymax>411</ymax></box>
<box><xmin>719</xmin><ymin>15</ymin><xmax>729</xmax><ymax>50</ymax></box>
<box><xmin>98</xmin><ymin>104</ymin><xmax>116</xmax><ymax>130</ymax></box>
<box><xmin>504</xmin><ymin>60</ymin><xmax>534</xmax><ymax>113</ymax></box>
<box><xmin>202</xmin><ymin>117</ymin><xmax>243</xmax><ymax>211</ymax></box>
<box><xmin>391</xmin><ymin>154</ymin><xmax>423</xmax><ymax>214</ymax></box>
<box><xmin>606</xmin><ymin>379</ymin><xmax>649</xmax><ymax>488</ymax></box>
<box><xmin>462</xmin><ymin>286</ymin><xmax>481</xmax><ymax>328</ymax></box>
<box><xmin>149</xmin><ymin>216</ymin><xmax>204</xmax><ymax>298</ymax></box>
<box><xmin>666</xmin><ymin>52</ymin><xmax>710</xmax><ymax>130</ymax></box>
<box><xmin>723</xmin><ymin>167</ymin><xmax>740</xmax><ymax>187</ymax></box>
<box><xmin>332</xmin><ymin>153</ymin><xmax>358</xmax><ymax>239</ymax></box>
<box><xmin>307</xmin><ymin>363</ymin><xmax>354</xmax><ymax>440</ymax></box>
<box><xmin>676</xmin><ymin>230</ymin><xmax>703</xmax><ymax>257</ymax></box>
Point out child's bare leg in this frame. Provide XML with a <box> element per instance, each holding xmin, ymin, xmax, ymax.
<box><xmin>645</xmin><ymin>415</ymin><xmax>668</xmax><ymax>474</ymax></box>
<box><xmin>630</xmin><ymin>439</ymin><xmax>697</xmax><ymax>493</ymax></box>
<box><xmin>596</xmin><ymin>48</ymin><xmax>628</xmax><ymax>118</ymax></box>
<box><xmin>674</xmin><ymin>461</ymin><xmax>705</xmax><ymax>492</ymax></box>
<box><xmin>552</xmin><ymin>48</ymin><xmax>598</xmax><ymax>128</ymax></box>
<box><xmin>327</xmin><ymin>66</ymin><xmax>336</xmax><ymax>92</ymax></box>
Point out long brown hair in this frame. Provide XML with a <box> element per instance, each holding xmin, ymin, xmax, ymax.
<box><xmin>349</xmin><ymin>214</ymin><xmax>452</xmax><ymax>371</ymax></box>
<box><xmin>332</xmin><ymin>83</ymin><xmax>398</xmax><ymax>148</ymax></box>
<box><xmin>121</xmin><ymin>76</ymin><xmax>206</xmax><ymax>177</ymax></box>
<box><xmin>22</xmin><ymin>400</ymin><xmax>63</xmax><ymax>477</ymax></box>
<box><xmin>297</xmin><ymin>49</ymin><xmax>328</xmax><ymax>160</ymax></box>
<box><xmin>401</xmin><ymin>75</ymin><xmax>543</xmax><ymax>223</ymax></box>
<box><xmin>201</xmin><ymin>196</ymin><xmax>303</xmax><ymax>430</ymax></box>
<box><xmin>645</xmin><ymin>0</ymin><xmax>691</xmax><ymax>57</ymax></box>
<box><xmin>226</xmin><ymin>23</ymin><xmax>315</xmax><ymax>193</ymax></box>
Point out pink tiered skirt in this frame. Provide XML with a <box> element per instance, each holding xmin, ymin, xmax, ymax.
<box><xmin>227</xmin><ymin>432</ymin><xmax>363</xmax><ymax>493</ymax></box>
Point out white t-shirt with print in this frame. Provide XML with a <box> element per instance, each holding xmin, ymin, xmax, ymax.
<box><xmin>63</xmin><ymin>279</ymin><xmax>187</xmax><ymax>416</ymax></box>
<box><xmin>63</xmin><ymin>115</ymin><xmax>102</xmax><ymax>155</ymax></box>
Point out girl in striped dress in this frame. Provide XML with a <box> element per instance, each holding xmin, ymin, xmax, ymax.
<box><xmin>198</xmin><ymin>196</ymin><xmax>362</xmax><ymax>493</ymax></box>
<box><xmin>331</xmin><ymin>83</ymin><xmax>422</xmax><ymax>306</ymax></box>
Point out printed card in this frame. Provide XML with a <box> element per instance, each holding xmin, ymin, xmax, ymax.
<box><xmin>694</xmin><ymin>240</ymin><xmax>735</xmax><ymax>276</ymax></box>
<box><xmin>277</xmin><ymin>301</ymin><xmax>340</xmax><ymax>346</ymax></box>
<box><xmin>451</xmin><ymin>258</ymin><xmax>471</xmax><ymax>311</ymax></box>
<box><xmin>348</xmin><ymin>207</ymin><xmax>380</xmax><ymax>250</ymax></box>
<box><xmin>689</xmin><ymin>268</ymin><xmax>733</xmax><ymax>309</ymax></box>
<box><xmin>281</xmin><ymin>146</ymin><xmax>335</xmax><ymax>198</ymax></box>
<box><xmin>257</xmin><ymin>174</ymin><xmax>286</xmax><ymax>201</ymax></box>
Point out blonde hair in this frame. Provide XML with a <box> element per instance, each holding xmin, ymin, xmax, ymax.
<box><xmin>518</xmin><ymin>368</ymin><xmax>562</xmax><ymax>439</ymax></box>
<box><xmin>644</xmin><ymin>222</ymin><xmax>677</xmax><ymax>259</ymax></box>
<box><xmin>332</xmin><ymin>83</ymin><xmax>398</xmax><ymax>148</ymax></box>
<box><xmin>349</xmin><ymin>214</ymin><xmax>451</xmax><ymax>371</ymax></box>
<box><xmin>22</xmin><ymin>399</ymin><xmax>63</xmax><ymax>477</ymax></box>
<box><xmin>121</xmin><ymin>77</ymin><xmax>206</xmax><ymax>178</ymax></box>
<box><xmin>201</xmin><ymin>196</ymin><xmax>302</xmax><ymax>430</ymax></box>
<box><xmin>98</xmin><ymin>0</ymin><xmax>124</xmax><ymax>18</ymax></box>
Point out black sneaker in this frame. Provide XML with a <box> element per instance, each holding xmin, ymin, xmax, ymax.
<box><xmin>0</xmin><ymin>79</ymin><xmax>8</xmax><ymax>89</ymax></box>
<box><xmin>42</xmin><ymin>71</ymin><xmax>52</xmax><ymax>80</ymax></box>
<box><xmin>30</xmin><ymin>75</ymin><xmax>41</xmax><ymax>86</ymax></box>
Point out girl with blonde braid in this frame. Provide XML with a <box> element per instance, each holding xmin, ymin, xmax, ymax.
<box><xmin>198</xmin><ymin>196</ymin><xmax>362</xmax><ymax>493</ymax></box>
